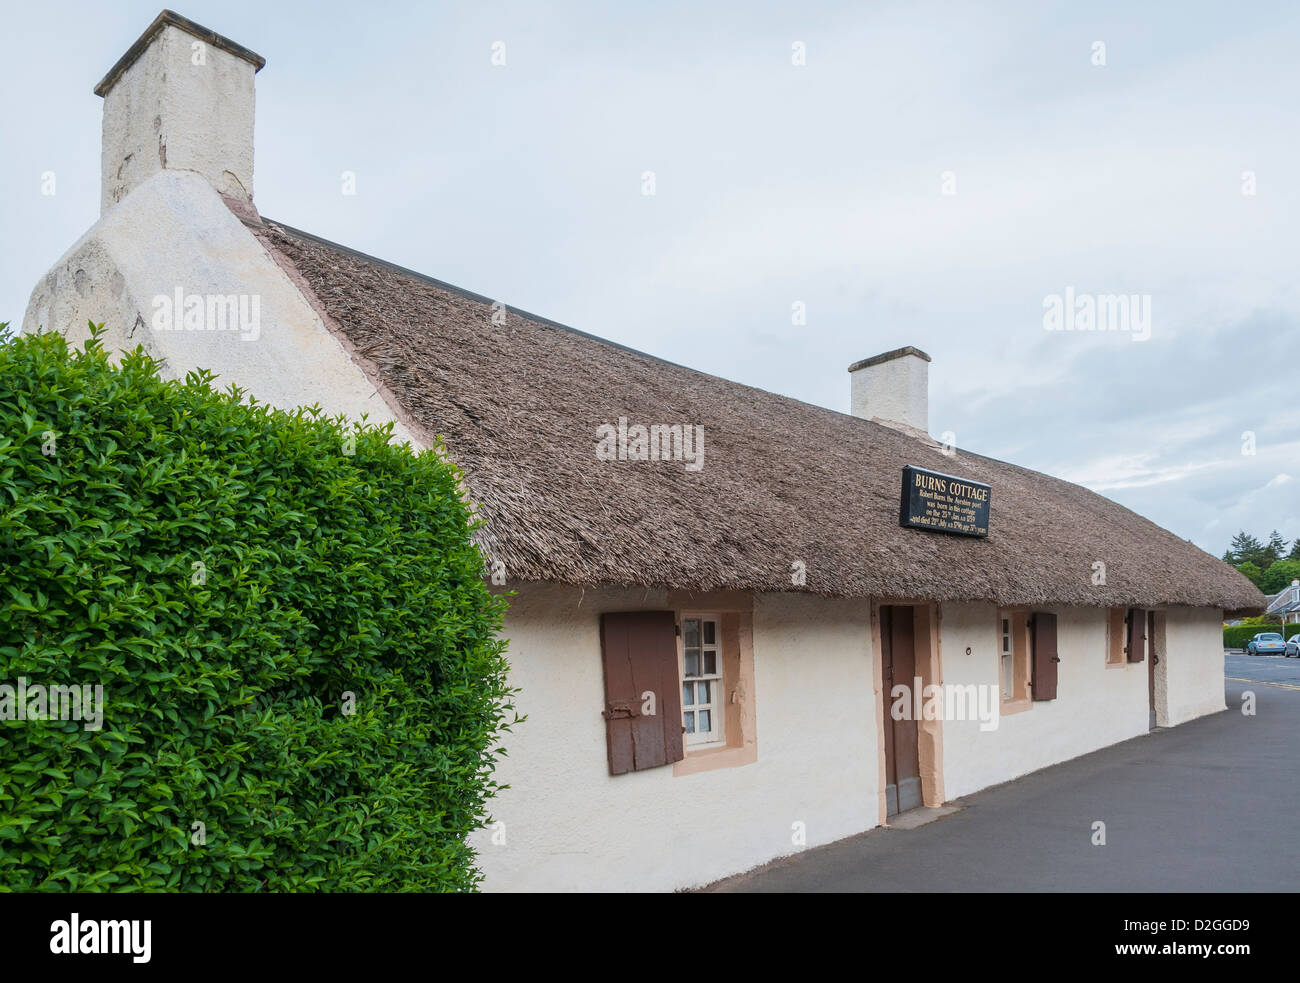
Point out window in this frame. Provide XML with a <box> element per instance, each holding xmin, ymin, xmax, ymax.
<box><xmin>996</xmin><ymin>610</ymin><xmax>1032</xmax><ymax>709</ymax></box>
<box><xmin>598</xmin><ymin>603</ymin><xmax>755</xmax><ymax>778</ymax></box>
<box><xmin>681</xmin><ymin>616</ymin><xmax>724</xmax><ymax>746</ymax></box>
<box><xmin>669</xmin><ymin>597</ymin><xmax>757</xmax><ymax>777</ymax></box>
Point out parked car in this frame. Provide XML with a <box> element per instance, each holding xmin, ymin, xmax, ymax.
<box><xmin>1285</xmin><ymin>635</ymin><xmax>1300</xmax><ymax>658</ymax></box>
<box><xmin>1246</xmin><ymin>632</ymin><xmax>1287</xmax><ymax>655</ymax></box>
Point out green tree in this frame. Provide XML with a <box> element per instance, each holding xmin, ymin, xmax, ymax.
<box><xmin>1236</xmin><ymin>561</ymin><xmax>1264</xmax><ymax>588</ymax></box>
<box><xmin>1289</xmin><ymin>538</ymin><xmax>1300</xmax><ymax>562</ymax></box>
<box><xmin>1225</xmin><ymin>531</ymin><xmax>1265</xmax><ymax>566</ymax></box>
<box><xmin>1264</xmin><ymin>530</ymin><xmax>1288</xmax><ymax>569</ymax></box>
<box><xmin>1259</xmin><ymin>559</ymin><xmax>1300</xmax><ymax>594</ymax></box>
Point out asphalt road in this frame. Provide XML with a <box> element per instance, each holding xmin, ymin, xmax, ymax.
<box><xmin>707</xmin><ymin>662</ymin><xmax>1299</xmax><ymax>892</ymax></box>
<box><xmin>1225</xmin><ymin>653</ymin><xmax>1300</xmax><ymax>687</ymax></box>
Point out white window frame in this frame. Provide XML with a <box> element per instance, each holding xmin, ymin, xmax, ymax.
<box><xmin>679</xmin><ymin>613</ymin><xmax>725</xmax><ymax>748</ymax></box>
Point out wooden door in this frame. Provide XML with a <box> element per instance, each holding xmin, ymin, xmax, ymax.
<box><xmin>880</xmin><ymin>605</ymin><xmax>921</xmax><ymax>816</ymax></box>
<box><xmin>1147</xmin><ymin>610</ymin><xmax>1158</xmax><ymax>729</ymax></box>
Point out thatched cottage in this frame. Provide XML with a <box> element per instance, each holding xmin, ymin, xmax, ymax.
<box><xmin>24</xmin><ymin>11</ymin><xmax>1264</xmax><ymax>891</ymax></box>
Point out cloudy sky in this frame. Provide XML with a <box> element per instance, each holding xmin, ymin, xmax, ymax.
<box><xmin>2</xmin><ymin>0</ymin><xmax>1296</xmax><ymax>558</ymax></box>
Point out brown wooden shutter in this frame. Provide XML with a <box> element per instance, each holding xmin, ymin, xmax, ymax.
<box><xmin>1030</xmin><ymin>611</ymin><xmax>1059</xmax><ymax>701</ymax></box>
<box><xmin>599</xmin><ymin>611</ymin><xmax>685</xmax><ymax>775</ymax></box>
<box><xmin>1126</xmin><ymin>608</ymin><xmax>1146</xmax><ymax>663</ymax></box>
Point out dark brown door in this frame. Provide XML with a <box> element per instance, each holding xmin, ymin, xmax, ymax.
<box><xmin>1147</xmin><ymin>610</ymin><xmax>1158</xmax><ymax>729</ymax></box>
<box><xmin>880</xmin><ymin>605</ymin><xmax>921</xmax><ymax>816</ymax></box>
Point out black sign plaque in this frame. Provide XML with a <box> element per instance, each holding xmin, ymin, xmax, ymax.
<box><xmin>899</xmin><ymin>465</ymin><xmax>991</xmax><ymax>538</ymax></box>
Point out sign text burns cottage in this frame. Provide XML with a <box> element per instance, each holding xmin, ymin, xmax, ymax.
<box><xmin>899</xmin><ymin>465</ymin><xmax>991</xmax><ymax>538</ymax></box>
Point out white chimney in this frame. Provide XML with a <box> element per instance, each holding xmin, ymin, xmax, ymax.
<box><xmin>848</xmin><ymin>346</ymin><xmax>931</xmax><ymax>435</ymax></box>
<box><xmin>94</xmin><ymin>10</ymin><xmax>264</xmax><ymax>216</ymax></box>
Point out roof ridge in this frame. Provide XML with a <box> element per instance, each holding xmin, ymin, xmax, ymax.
<box><xmin>256</xmin><ymin>217</ymin><xmax>1247</xmax><ymax>581</ymax></box>
<box><xmin>260</xmin><ymin>217</ymin><xmax>936</xmax><ymax>441</ymax></box>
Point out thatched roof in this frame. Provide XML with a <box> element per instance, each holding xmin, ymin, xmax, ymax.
<box><xmin>252</xmin><ymin>219</ymin><xmax>1264</xmax><ymax>615</ymax></box>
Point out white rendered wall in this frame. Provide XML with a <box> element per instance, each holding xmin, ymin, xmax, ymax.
<box><xmin>940</xmin><ymin>602</ymin><xmax>1149</xmax><ymax>800</ymax></box>
<box><xmin>22</xmin><ymin>169</ymin><xmax>418</xmax><ymax>447</ymax></box>
<box><xmin>100</xmin><ymin>24</ymin><xmax>257</xmax><ymax>213</ymax></box>
<box><xmin>470</xmin><ymin>586</ymin><xmax>877</xmax><ymax>892</ymax></box>
<box><xmin>1162</xmin><ymin>607</ymin><xmax>1227</xmax><ymax>726</ymax></box>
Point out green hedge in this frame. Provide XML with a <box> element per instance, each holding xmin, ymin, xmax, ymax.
<box><xmin>1223</xmin><ymin>623</ymin><xmax>1300</xmax><ymax>650</ymax></box>
<box><xmin>0</xmin><ymin>327</ymin><xmax>516</xmax><ymax>891</ymax></box>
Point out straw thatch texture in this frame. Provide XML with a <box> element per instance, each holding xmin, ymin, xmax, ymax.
<box><xmin>254</xmin><ymin>219</ymin><xmax>1264</xmax><ymax>615</ymax></box>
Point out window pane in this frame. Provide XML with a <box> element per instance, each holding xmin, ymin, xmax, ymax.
<box><xmin>703</xmin><ymin>621</ymin><xmax>716</xmax><ymax>645</ymax></box>
<box><xmin>683</xmin><ymin>711</ymin><xmax>695</xmax><ymax>734</ymax></box>
<box><xmin>682</xmin><ymin>682</ymin><xmax>693</xmax><ymax>706</ymax></box>
<box><xmin>684</xmin><ymin>650</ymin><xmax>699</xmax><ymax>676</ymax></box>
<box><xmin>698</xmin><ymin>681</ymin><xmax>710</xmax><ymax>705</ymax></box>
<box><xmin>703</xmin><ymin>651</ymin><xmax>716</xmax><ymax>675</ymax></box>
<box><xmin>684</xmin><ymin>620</ymin><xmax>700</xmax><ymax>647</ymax></box>
<box><xmin>698</xmin><ymin>710</ymin><xmax>711</xmax><ymax>733</ymax></box>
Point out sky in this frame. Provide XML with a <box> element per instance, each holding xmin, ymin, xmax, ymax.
<box><xmin>1</xmin><ymin>0</ymin><xmax>1296</xmax><ymax>559</ymax></box>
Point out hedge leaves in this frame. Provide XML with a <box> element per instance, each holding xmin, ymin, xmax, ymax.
<box><xmin>0</xmin><ymin>327</ymin><xmax>516</xmax><ymax>891</ymax></box>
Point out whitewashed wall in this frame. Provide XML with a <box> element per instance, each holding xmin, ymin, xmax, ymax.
<box><xmin>476</xmin><ymin>594</ymin><xmax>1228</xmax><ymax>889</ymax></box>
<box><xmin>470</xmin><ymin>585</ymin><xmax>877</xmax><ymax>892</ymax></box>
<box><xmin>22</xmin><ymin>170</ymin><xmax>419</xmax><ymax>447</ymax></box>
<box><xmin>939</xmin><ymin>603</ymin><xmax>1150</xmax><ymax>800</ymax></box>
<box><xmin>1162</xmin><ymin>607</ymin><xmax>1227</xmax><ymax>726</ymax></box>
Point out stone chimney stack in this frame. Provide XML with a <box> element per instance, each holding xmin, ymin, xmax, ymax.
<box><xmin>847</xmin><ymin>346</ymin><xmax>931</xmax><ymax>435</ymax></box>
<box><xmin>94</xmin><ymin>10</ymin><xmax>265</xmax><ymax>216</ymax></box>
